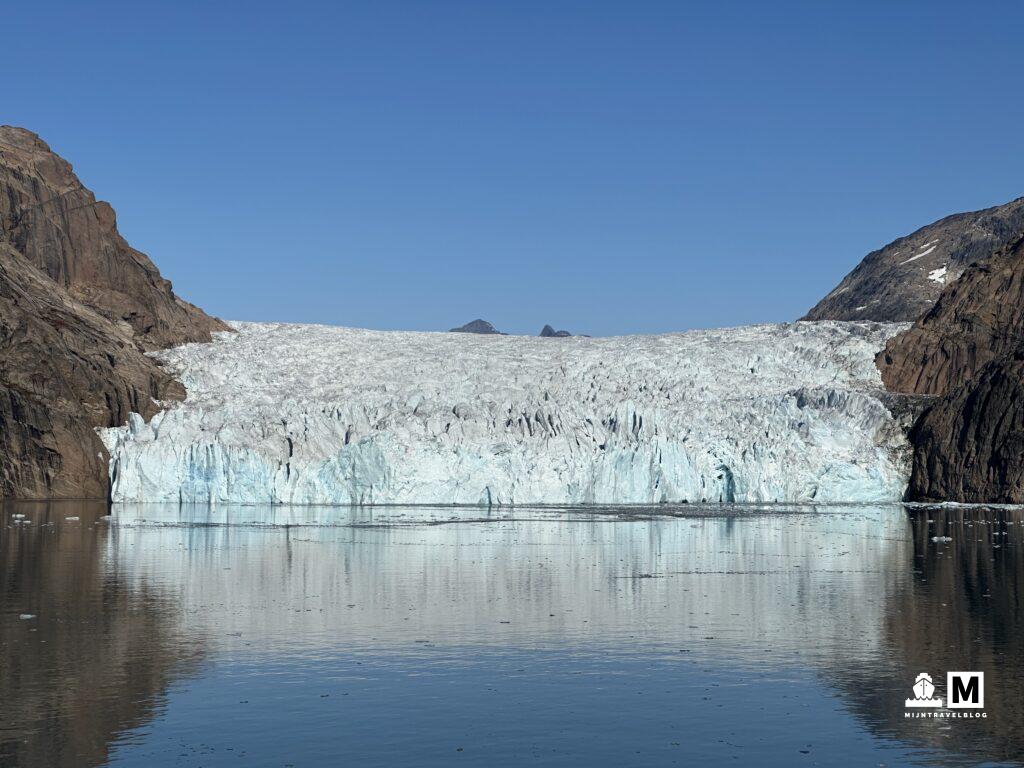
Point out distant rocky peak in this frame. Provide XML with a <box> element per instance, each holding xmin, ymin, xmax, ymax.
<box><xmin>539</xmin><ymin>324</ymin><xmax>572</xmax><ymax>337</ymax></box>
<box><xmin>449</xmin><ymin>319</ymin><xmax>503</xmax><ymax>334</ymax></box>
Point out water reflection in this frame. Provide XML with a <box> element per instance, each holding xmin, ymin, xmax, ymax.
<box><xmin>1</xmin><ymin>502</ymin><xmax>1021</xmax><ymax>767</ymax></box>
<box><xmin>838</xmin><ymin>506</ymin><xmax>1024</xmax><ymax>764</ymax></box>
<box><xmin>106</xmin><ymin>503</ymin><xmax>909</xmax><ymax>665</ymax></box>
<box><xmin>0</xmin><ymin>502</ymin><xmax>204</xmax><ymax>768</ymax></box>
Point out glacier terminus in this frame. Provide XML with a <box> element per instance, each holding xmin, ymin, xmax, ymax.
<box><xmin>101</xmin><ymin>321</ymin><xmax>912</xmax><ymax>505</ymax></box>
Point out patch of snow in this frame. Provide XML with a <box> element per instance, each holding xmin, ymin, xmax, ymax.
<box><xmin>901</xmin><ymin>243</ymin><xmax>938</xmax><ymax>264</ymax></box>
<box><xmin>928</xmin><ymin>266</ymin><xmax>948</xmax><ymax>284</ymax></box>
<box><xmin>101</xmin><ymin>321</ymin><xmax>911</xmax><ymax>505</ymax></box>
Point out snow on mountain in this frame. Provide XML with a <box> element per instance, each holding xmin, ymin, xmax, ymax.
<box><xmin>101</xmin><ymin>321</ymin><xmax>911</xmax><ymax>505</ymax></box>
<box><xmin>803</xmin><ymin>195</ymin><xmax>1024</xmax><ymax>322</ymax></box>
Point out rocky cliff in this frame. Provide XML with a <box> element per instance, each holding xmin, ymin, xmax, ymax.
<box><xmin>876</xmin><ymin>235</ymin><xmax>1024</xmax><ymax>501</ymax></box>
<box><xmin>906</xmin><ymin>350</ymin><xmax>1024</xmax><ymax>502</ymax></box>
<box><xmin>0</xmin><ymin>126</ymin><xmax>227</xmax><ymax>497</ymax></box>
<box><xmin>804</xmin><ymin>196</ymin><xmax>1024</xmax><ymax>322</ymax></box>
<box><xmin>0</xmin><ymin>127</ymin><xmax>225</xmax><ymax>349</ymax></box>
<box><xmin>877</xmin><ymin>234</ymin><xmax>1024</xmax><ymax>397</ymax></box>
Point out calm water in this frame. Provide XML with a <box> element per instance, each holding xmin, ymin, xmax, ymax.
<box><xmin>1</xmin><ymin>502</ymin><xmax>1022</xmax><ymax>767</ymax></box>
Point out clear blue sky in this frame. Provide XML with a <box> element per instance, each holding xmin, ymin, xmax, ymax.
<box><xmin>6</xmin><ymin>1</ymin><xmax>1023</xmax><ymax>335</ymax></box>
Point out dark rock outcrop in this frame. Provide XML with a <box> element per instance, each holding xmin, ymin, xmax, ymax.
<box><xmin>804</xmin><ymin>196</ymin><xmax>1024</xmax><ymax>322</ymax></box>
<box><xmin>906</xmin><ymin>351</ymin><xmax>1024</xmax><ymax>502</ymax></box>
<box><xmin>539</xmin><ymin>324</ymin><xmax>571</xmax><ymax>338</ymax></box>
<box><xmin>0</xmin><ymin>126</ymin><xmax>228</xmax><ymax>498</ymax></box>
<box><xmin>449</xmin><ymin>319</ymin><xmax>502</xmax><ymax>334</ymax></box>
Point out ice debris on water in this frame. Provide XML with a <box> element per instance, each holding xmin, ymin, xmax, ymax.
<box><xmin>101</xmin><ymin>320</ymin><xmax>912</xmax><ymax>505</ymax></box>
<box><xmin>19</xmin><ymin>614</ymin><xmax>36</xmax><ymax>620</ymax></box>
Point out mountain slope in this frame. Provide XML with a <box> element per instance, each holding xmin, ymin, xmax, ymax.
<box><xmin>803</xmin><ymin>196</ymin><xmax>1024</xmax><ymax>322</ymax></box>
<box><xmin>877</xmin><ymin>234</ymin><xmax>1024</xmax><ymax>397</ymax></box>
<box><xmin>0</xmin><ymin>127</ymin><xmax>227</xmax><ymax>497</ymax></box>
<box><xmin>0</xmin><ymin>126</ymin><xmax>226</xmax><ymax>349</ymax></box>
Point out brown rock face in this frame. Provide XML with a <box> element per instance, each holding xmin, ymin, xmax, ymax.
<box><xmin>0</xmin><ymin>126</ymin><xmax>228</xmax><ymax>498</ymax></box>
<box><xmin>803</xmin><ymin>196</ymin><xmax>1024</xmax><ymax>322</ymax></box>
<box><xmin>876</xmin><ymin>232</ymin><xmax>1024</xmax><ymax>502</ymax></box>
<box><xmin>906</xmin><ymin>351</ymin><xmax>1024</xmax><ymax>502</ymax></box>
<box><xmin>0</xmin><ymin>126</ymin><xmax>226</xmax><ymax>349</ymax></box>
<box><xmin>877</xmin><ymin>234</ymin><xmax>1024</xmax><ymax>396</ymax></box>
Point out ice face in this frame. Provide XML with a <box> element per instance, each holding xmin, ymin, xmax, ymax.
<box><xmin>100</xmin><ymin>321</ymin><xmax>911</xmax><ymax>505</ymax></box>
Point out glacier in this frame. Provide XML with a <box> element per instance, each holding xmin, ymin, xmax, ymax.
<box><xmin>101</xmin><ymin>321</ymin><xmax>911</xmax><ymax>505</ymax></box>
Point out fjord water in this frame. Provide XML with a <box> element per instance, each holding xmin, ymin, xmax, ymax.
<box><xmin>1</xmin><ymin>504</ymin><xmax>1022</xmax><ymax>767</ymax></box>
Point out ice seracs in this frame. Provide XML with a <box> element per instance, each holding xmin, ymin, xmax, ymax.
<box><xmin>101</xmin><ymin>321</ymin><xmax>911</xmax><ymax>505</ymax></box>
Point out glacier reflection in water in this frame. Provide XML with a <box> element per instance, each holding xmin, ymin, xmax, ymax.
<box><xmin>2</xmin><ymin>502</ymin><xmax>1022</xmax><ymax>767</ymax></box>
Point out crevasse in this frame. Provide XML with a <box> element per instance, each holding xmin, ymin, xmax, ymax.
<box><xmin>101</xmin><ymin>321</ymin><xmax>911</xmax><ymax>505</ymax></box>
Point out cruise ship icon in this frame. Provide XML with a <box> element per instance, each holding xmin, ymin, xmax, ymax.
<box><xmin>905</xmin><ymin>672</ymin><xmax>943</xmax><ymax>707</ymax></box>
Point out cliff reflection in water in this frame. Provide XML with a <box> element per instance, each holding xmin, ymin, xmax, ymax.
<box><xmin>838</xmin><ymin>506</ymin><xmax>1024</xmax><ymax>764</ymax></box>
<box><xmin>0</xmin><ymin>502</ymin><xmax>205</xmax><ymax>768</ymax></box>
<box><xmin>1</xmin><ymin>502</ymin><xmax>1022</xmax><ymax>767</ymax></box>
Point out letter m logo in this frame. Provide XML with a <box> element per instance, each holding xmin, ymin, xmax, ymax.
<box><xmin>946</xmin><ymin>672</ymin><xmax>984</xmax><ymax>709</ymax></box>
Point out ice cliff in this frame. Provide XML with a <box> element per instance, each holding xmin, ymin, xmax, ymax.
<box><xmin>101</xmin><ymin>321</ymin><xmax>911</xmax><ymax>505</ymax></box>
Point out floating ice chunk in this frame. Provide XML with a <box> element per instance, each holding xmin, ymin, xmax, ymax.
<box><xmin>19</xmin><ymin>614</ymin><xmax>35</xmax><ymax>620</ymax></box>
